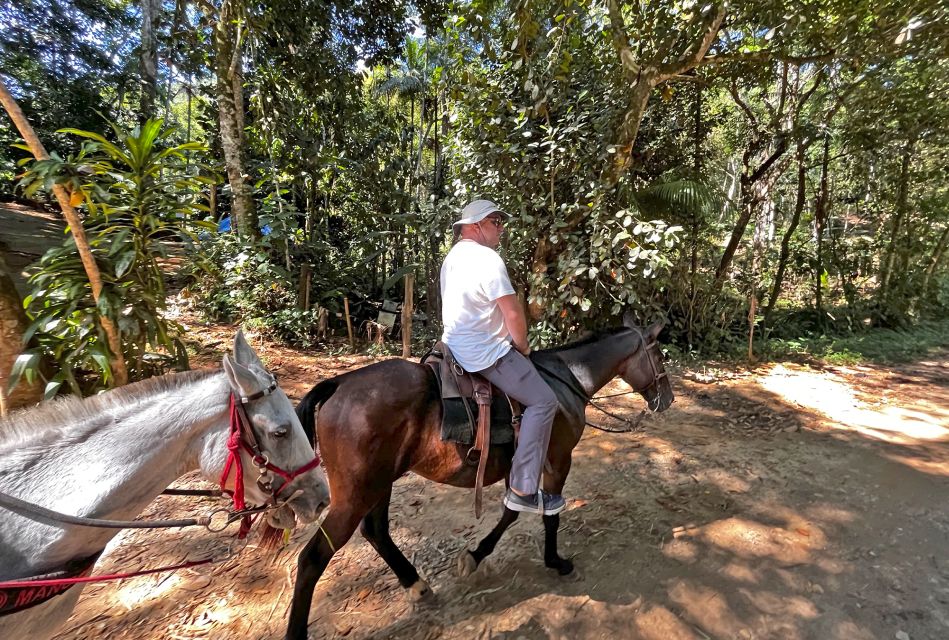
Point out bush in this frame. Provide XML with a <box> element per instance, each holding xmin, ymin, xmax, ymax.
<box><xmin>12</xmin><ymin>118</ymin><xmax>210</xmax><ymax>396</ymax></box>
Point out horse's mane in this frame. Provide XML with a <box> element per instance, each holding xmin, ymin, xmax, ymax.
<box><xmin>0</xmin><ymin>369</ymin><xmax>218</xmax><ymax>448</ymax></box>
<box><xmin>541</xmin><ymin>326</ymin><xmax>632</xmax><ymax>353</ymax></box>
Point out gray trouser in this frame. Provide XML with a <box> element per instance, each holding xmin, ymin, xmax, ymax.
<box><xmin>476</xmin><ymin>349</ymin><xmax>559</xmax><ymax>496</ymax></box>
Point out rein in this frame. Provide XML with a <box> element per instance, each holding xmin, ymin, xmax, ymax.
<box><xmin>0</xmin><ymin>489</ymin><xmax>270</xmax><ymax>532</ymax></box>
<box><xmin>532</xmin><ymin>360</ymin><xmax>644</xmax><ymax>432</ymax></box>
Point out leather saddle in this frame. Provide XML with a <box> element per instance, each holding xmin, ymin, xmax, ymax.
<box><xmin>422</xmin><ymin>342</ymin><xmax>520</xmax><ymax>517</ymax></box>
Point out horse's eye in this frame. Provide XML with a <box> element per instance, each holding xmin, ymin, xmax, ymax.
<box><xmin>272</xmin><ymin>426</ymin><xmax>289</xmax><ymax>439</ymax></box>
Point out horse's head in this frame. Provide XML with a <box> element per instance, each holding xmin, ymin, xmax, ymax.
<box><xmin>620</xmin><ymin>316</ymin><xmax>675</xmax><ymax>413</ymax></box>
<box><xmin>222</xmin><ymin>331</ymin><xmax>331</xmax><ymax>528</ymax></box>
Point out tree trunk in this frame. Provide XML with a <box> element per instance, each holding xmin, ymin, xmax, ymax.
<box><xmin>0</xmin><ymin>252</ymin><xmax>43</xmax><ymax>415</ymax></box>
<box><xmin>139</xmin><ymin>0</ymin><xmax>161</xmax><ymax>121</ymax></box>
<box><xmin>528</xmin><ymin>235</ymin><xmax>554</xmax><ymax>320</ymax></box>
<box><xmin>402</xmin><ymin>273</ymin><xmax>414</xmax><ymax>358</ymax></box>
<box><xmin>687</xmin><ymin>84</ymin><xmax>702</xmax><ymax>348</ymax></box>
<box><xmin>763</xmin><ymin>143</ymin><xmax>807</xmax><ymax>329</ymax></box>
<box><xmin>604</xmin><ymin>82</ymin><xmax>653</xmax><ymax>188</ymax></box>
<box><xmin>878</xmin><ymin>137</ymin><xmax>914</xmax><ymax>305</ymax></box>
<box><xmin>713</xmin><ymin>137</ymin><xmax>790</xmax><ymax>294</ymax></box>
<box><xmin>603</xmin><ymin>1</ymin><xmax>724</xmax><ymax>188</ymax></box>
<box><xmin>213</xmin><ymin>0</ymin><xmax>257</xmax><ymax>237</ymax></box>
<box><xmin>0</xmin><ymin>77</ymin><xmax>129</xmax><ymax>386</ymax></box>
<box><xmin>716</xmin><ymin>176</ymin><xmax>755</xmax><ymax>286</ymax></box>
<box><xmin>813</xmin><ymin>134</ymin><xmax>831</xmax><ymax>326</ymax></box>
<box><xmin>828</xmin><ymin>207</ymin><xmax>857</xmax><ymax>319</ymax></box>
<box><xmin>920</xmin><ymin>225</ymin><xmax>949</xmax><ymax>298</ymax></box>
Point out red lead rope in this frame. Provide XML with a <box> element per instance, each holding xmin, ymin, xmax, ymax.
<box><xmin>219</xmin><ymin>395</ymin><xmax>253</xmax><ymax>538</ymax></box>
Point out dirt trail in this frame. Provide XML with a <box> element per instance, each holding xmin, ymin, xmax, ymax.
<box><xmin>0</xmin><ymin>202</ymin><xmax>64</xmax><ymax>296</ymax></box>
<box><xmin>56</xmin><ymin>323</ymin><xmax>949</xmax><ymax>640</ymax></box>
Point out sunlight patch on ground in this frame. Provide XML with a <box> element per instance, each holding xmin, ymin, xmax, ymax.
<box><xmin>680</xmin><ymin>516</ymin><xmax>823</xmax><ymax>566</ymax></box>
<box><xmin>114</xmin><ymin>573</ymin><xmax>182</xmax><ymax>610</ymax></box>
<box><xmin>758</xmin><ymin>364</ymin><xmax>949</xmax><ymax>444</ymax></box>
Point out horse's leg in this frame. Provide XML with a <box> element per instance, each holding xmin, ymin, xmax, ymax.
<box><xmin>285</xmin><ymin>506</ymin><xmax>363</xmax><ymax>640</ymax></box>
<box><xmin>541</xmin><ymin>451</ymin><xmax>575</xmax><ymax>575</ymax></box>
<box><xmin>360</xmin><ymin>488</ymin><xmax>433</xmax><ymax>601</ymax></box>
<box><xmin>542</xmin><ymin>513</ymin><xmax>574</xmax><ymax>575</ymax></box>
<box><xmin>457</xmin><ymin>506</ymin><xmax>520</xmax><ymax>577</ymax></box>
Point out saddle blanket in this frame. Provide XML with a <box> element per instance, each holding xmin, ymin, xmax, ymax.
<box><xmin>440</xmin><ymin>396</ymin><xmax>516</xmax><ymax>446</ymax></box>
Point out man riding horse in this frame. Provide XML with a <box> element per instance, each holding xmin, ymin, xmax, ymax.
<box><xmin>441</xmin><ymin>199</ymin><xmax>565</xmax><ymax>516</ymax></box>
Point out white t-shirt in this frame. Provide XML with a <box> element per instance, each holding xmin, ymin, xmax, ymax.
<box><xmin>440</xmin><ymin>240</ymin><xmax>516</xmax><ymax>372</ymax></box>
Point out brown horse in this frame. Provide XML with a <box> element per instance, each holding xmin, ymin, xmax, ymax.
<box><xmin>285</xmin><ymin>318</ymin><xmax>674</xmax><ymax>639</ymax></box>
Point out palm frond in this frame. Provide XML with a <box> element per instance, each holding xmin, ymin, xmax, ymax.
<box><xmin>637</xmin><ymin>178</ymin><xmax>726</xmax><ymax>218</ymax></box>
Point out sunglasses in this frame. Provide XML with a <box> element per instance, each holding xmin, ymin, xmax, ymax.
<box><xmin>484</xmin><ymin>217</ymin><xmax>505</xmax><ymax>229</ymax></box>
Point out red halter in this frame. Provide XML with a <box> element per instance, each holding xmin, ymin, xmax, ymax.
<box><xmin>219</xmin><ymin>383</ymin><xmax>321</xmax><ymax>538</ymax></box>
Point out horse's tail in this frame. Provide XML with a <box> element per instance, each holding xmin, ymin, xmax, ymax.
<box><xmin>295</xmin><ymin>379</ymin><xmax>339</xmax><ymax>448</ymax></box>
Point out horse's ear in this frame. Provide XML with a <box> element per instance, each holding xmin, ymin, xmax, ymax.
<box><xmin>233</xmin><ymin>329</ymin><xmax>263</xmax><ymax>368</ymax></box>
<box><xmin>223</xmin><ymin>353</ymin><xmax>260</xmax><ymax>397</ymax></box>
<box><xmin>622</xmin><ymin>311</ymin><xmax>637</xmax><ymax>329</ymax></box>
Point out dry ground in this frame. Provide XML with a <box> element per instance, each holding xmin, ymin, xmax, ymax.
<box><xmin>50</xmin><ymin>318</ymin><xmax>949</xmax><ymax>640</ymax></box>
<box><xmin>0</xmin><ymin>201</ymin><xmax>65</xmax><ymax>296</ymax></box>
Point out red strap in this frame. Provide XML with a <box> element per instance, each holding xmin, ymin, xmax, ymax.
<box><xmin>219</xmin><ymin>395</ymin><xmax>253</xmax><ymax>538</ymax></box>
<box><xmin>0</xmin><ymin>558</ymin><xmax>212</xmax><ymax>617</ymax></box>
<box><xmin>0</xmin><ymin>559</ymin><xmax>212</xmax><ymax>590</ymax></box>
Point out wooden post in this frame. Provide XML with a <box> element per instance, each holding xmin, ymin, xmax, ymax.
<box><xmin>343</xmin><ymin>296</ymin><xmax>354</xmax><ymax>348</ymax></box>
<box><xmin>297</xmin><ymin>264</ymin><xmax>311</xmax><ymax>311</ymax></box>
<box><xmin>402</xmin><ymin>273</ymin><xmax>414</xmax><ymax>358</ymax></box>
<box><xmin>747</xmin><ymin>293</ymin><xmax>757</xmax><ymax>363</ymax></box>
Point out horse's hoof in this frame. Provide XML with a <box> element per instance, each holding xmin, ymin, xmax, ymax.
<box><xmin>546</xmin><ymin>557</ymin><xmax>576</xmax><ymax>577</ymax></box>
<box><xmin>456</xmin><ymin>550</ymin><xmax>478</xmax><ymax>578</ymax></box>
<box><xmin>407</xmin><ymin>579</ymin><xmax>434</xmax><ymax>603</ymax></box>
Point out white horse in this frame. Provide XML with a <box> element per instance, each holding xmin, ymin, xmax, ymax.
<box><xmin>0</xmin><ymin>331</ymin><xmax>330</xmax><ymax>640</ymax></box>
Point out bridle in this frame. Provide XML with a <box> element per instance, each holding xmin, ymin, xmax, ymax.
<box><xmin>221</xmin><ymin>374</ymin><xmax>322</xmax><ymax>538</ymax></box>
<box><xmin>530</xmin><ymin>327</ymin><xmax>669</xmax><ymax>432</ymax></box>
<box><xmin>628</xmin><ymin>327</ymin><xmax>668</xmax><ymax>399</ymax></box>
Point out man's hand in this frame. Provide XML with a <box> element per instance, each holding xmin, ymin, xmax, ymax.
<box><xmin>496</xmin><ymin>294</ymin><xmax>529</xmax><ymax>354</ymax></box>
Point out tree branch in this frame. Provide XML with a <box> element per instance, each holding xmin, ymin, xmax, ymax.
<box><xmin>728</xmin><ymin>77</ymin><xmax>761</xmax><ymax>137</ymax></box>
<box><xmin>700</xmin><ymin>49</ymin><xmax>837</xmax><ymax>68</ymax></box>
<box><xmin>607</xmin><ymin>0</ymin><xmax>640</xmax><ymax>79</ymax></box>
<box><xmin>790</xmin><ymin>67</ymin><xmax>826</xmax><ymax>123</ymax></box>
<box><xmin>655</xmin><ymin>5</ymin><xmax>727</xmax><ymax>83</ymax></box>
<box><xmin>0</xmin><ymin>74</ymin><xmax>129</xmax><ymax>386</ymax></box>
<box><xmin>748</xmin><ymin>138</ymin><xmax>788</xmax><ymax>184</ymax></box>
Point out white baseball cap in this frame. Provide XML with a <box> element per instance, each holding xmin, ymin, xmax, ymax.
<box><xmin>452</xmin><ymin>199</ymin><xmax>511</xmax><ymax>232</ymax></box>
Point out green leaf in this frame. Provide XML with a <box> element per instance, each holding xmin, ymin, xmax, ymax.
<box><xmin>382</xmin><ymin>263</ymin><xmax>419</xmax><ymax>291</ymax></box>
<box><xmin>8</xmin><ymin>352</ymin><xmax>41</xmax><ymax>391</ymax></box>
<box><xmin>114</xmin><ymin>251</ymin><xmax>136</xmax><ymax>277</ymax></box>
<box><xmin>91</xmin><ymin>351</ymin><xmax>112</xmax><ymax>376</ymax></box>
<box><xmin>44</xmin><ymin>380</ymin><xmax>64</xmax><ymax>399</ymax></box>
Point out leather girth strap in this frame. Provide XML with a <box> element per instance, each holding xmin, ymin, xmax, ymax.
<box><xmin>471</xmin><ymin>377</ymin><xmax>492</xmax><ymax>518</ymax></box>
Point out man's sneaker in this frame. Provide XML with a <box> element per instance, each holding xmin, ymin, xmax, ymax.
<box><xmin>503</xmin><ymin>489</ymin><xmax>567</xmax><ymax>516</ymax></box>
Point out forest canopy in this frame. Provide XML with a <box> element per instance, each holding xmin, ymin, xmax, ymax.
<box><xmin>1</xmin><ymin>0</ymin><xmax>947</xmax><ymax>394</ymax></box>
